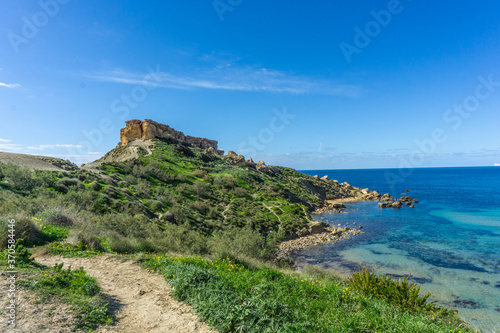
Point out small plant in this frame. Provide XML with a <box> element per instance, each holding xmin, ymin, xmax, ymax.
<box><xmin>23</xmin><ymin>263</ymin><xmax>112</xmax><ymax>330</ymax></box>
<box><xmin>348</xmin><ymin>267</ymin><xmax>456</xmax><ymax>316</ymax></box>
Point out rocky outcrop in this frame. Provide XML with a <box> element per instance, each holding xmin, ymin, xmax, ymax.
<box><xmin>119</xmin><ymin>119</ymin><xmax>224</xmax><ymax>155</ymax></box>
<box><xmin>277</xmin><ymin>224</ymin><xmax>363</xmax><ymax>258</ymax></box>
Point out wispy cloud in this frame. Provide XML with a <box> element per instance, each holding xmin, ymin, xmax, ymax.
<box><xmin>84</xmin><ymin>63</ymin><xmax>360</xmax><ymax>97</ymax></box>
<box><xmin>0</xmin><ymin>82</ymin><xmax>21</xmax><ymax>88</ymax></box>
<box><xmin>0</xmin><ymin>138</ymin><xmax>12</xmax><ymax>143</ymax></box>
<box><xmin>27</xmin><ymin>144</ymin><xmax>85</xmax><ymax>151</ymax></box>
<box><xmin>0</xmin><ymin>143</ymin><xmax>23</xmax><ymax>152</ymax></box>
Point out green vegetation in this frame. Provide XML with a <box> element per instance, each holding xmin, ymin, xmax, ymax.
<box><xmin>0</xmin><ymin>245</ymin><xmax>112</xmax><ymax>331</ymax></box>
<box><xmin>142</xmin><ymin>255</ymin><xmax>475</xmax><ymax>333</ymax></box>
<box><xmin>0</xmin><ymin>138</ymin><xmax>476</xmax><ymax>332</ymax></box>
<box><xmin>0</xmin><ymin>139</ymin><xmax>350</xmax><ymax>258</ymax></box>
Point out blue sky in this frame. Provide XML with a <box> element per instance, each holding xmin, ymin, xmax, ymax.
<box><xmin>1</xmin><ymin>0</ymin><xmax>499</xmax><ymax>169</ymax></box>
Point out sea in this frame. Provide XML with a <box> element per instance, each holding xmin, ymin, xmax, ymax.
<box><xmin>298</xmin><ymin>167</ymin><xmax>500</xmax><ymax>332</ymax></box>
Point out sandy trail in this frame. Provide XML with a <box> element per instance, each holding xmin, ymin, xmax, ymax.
<box><xmin>35</xmin><ymin>254</ymin><xmax>216</xmax><ymax>333</ymax></box>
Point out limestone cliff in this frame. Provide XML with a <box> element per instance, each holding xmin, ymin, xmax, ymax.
<box><xmin>119</xmin><ymin>119</ymin><xmax>223</xmax><ymax>155</ymax></box>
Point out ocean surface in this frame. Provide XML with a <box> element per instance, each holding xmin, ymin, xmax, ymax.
<box><xmin>298</xmin><ymin>167</ymin><xmax>500</xmax><ymax>332</ymax></box>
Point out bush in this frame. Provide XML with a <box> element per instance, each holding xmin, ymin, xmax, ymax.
<box><xmin>94</xmin><ymin>213</ymin><xmax>157</xmax><ymax>238</ymax></box>
<box><xmin>34</xmin><ymin>170</ymin><xmax>57</xmax><ymax>187</ymax></box>
<box><xmin>0</xmin><ymin>214</ymin><xmax>42</xmax><ymax>248</ymax></box>
<box><xmin>40</xmin><ymin>207</ymin><xmax>74</xmax><ymax>226</ymax></box>
<box><xmin>134</xmin><ymin>181</ymin><xmax>151</xmax><ymax>198</ymax></box>
<box><xmin>1</xmin><ymin>163</ymin><xmax>37</xmax><ymax>191</ymax></box>
<box><xmin>66</xmin><ymin>229</ymin><xmax>104</xmax><ymax>252</ymax></box>
<box><xmin>192</xmin><ymin>180</ymin><xmax>210</xmax><ymax>197</ymax></box>
<box><xmin>90</xmin><ymin>181</ymin><xmax>102</xmax><ymax>191</ymax></box>
<box><xmin>348</xmin><ymin>267</ymin><xmax>454</xmax><ymax>315</ymax></box>
<box><xmin>208</xmin><ymin>226</ymin><xmax>278</xmax><ymax>261</ymax></box>
<box><xmin>106</xmin><ymin>231</ymin><xmax>143</xmax><ymax>253</ymax></box>
<box><xmin>191</xmin><ymin>200</ymin><xmax>208</xmax><ymax>214</ymax></box>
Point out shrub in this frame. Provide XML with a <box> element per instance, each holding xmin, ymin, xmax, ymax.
<box><xmin>0</xmin><ymin>214</ymin><xmax>42</xmax><ymax>248</ymax></box>
<box><xmin>348</xmin><ymin>267</ymin><xmax>453</xmax><ymax>315</ymax></box>
<box><xmin>191</xmin><ymin>169</ymin><xmax>208</xmax><ymax>178</ymax></box>
<box><xmin>191</xmin><ymin>200</ymin><xmax>208</xmax><ymax>214</ymax></box>
<box><xmin>147</xmin><ymin>199</ymin><xmax>163</xmax><ymax>211</ymax></box>
<box><xmin>1</xmin><ymin>163</ymin><xmax>37</xmax><ymax>191</ymax></box>
<box><xmin>40</xmin><ymin>207</ymin><xmax>74</xmax><ymax>226</ymax></box>
<box><xmin>90</xmin><ymin>181</ymin><xmax>102</xmax><ymax>191</ymax></box>
<box><xmin>66</xmin><ymin>229</ymin><xmax>104</xmax><ymax>252</ymax></box>
<box><xmin>34</xmin><ymin>170</ymin><xmax>57</xmax><ymax>187</ymax></box>
<box><xmin>94</xmin><ymin>213</ymin><xmax>156</xmax><ymax>238</ymax></box>
<box><xmin>134</xmin><ymin>181</ymin><xmax>151</xmax><ymax>198</ymax></box>
<box><xmin>106</xmin><ymin>231</ymin><xmax>142</xmax><ymax>253</ymax></box>
<box><xmin>176</xmin><ymin>174</ymin><xmax>187</xmax><ymax>182</ymax></box>
<box><xmin>132</xmin><ymin>165</ymin><xmax>147</xmax><ymax>179</ymax></box>
<box><xmin>192</xmin><ymin>180</ymin><xmax>210</xmax><ymax>197</ymax></box>
<box><xmin>208</xmin><ymin>226</ymin><xmax>278</xmax><ymax>261</ymax></box>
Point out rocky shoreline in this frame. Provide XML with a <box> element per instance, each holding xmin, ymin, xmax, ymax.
<box><xmin>277</xmin><ymin>223</ymin><xmax>363</xmax><ymax>259</ymax></box>
<box><xmin>278</xmin><ymin>177</ymin><xmax>420</xmax><ymax>259</ymax></box>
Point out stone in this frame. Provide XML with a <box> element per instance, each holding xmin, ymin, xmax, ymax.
<box><xmin>392</xmin><ymin>201</ymin><xmax>403</xmax><ymax>208</ymax></box>
<box><xmin>119</xmin><ymin>119</ymin><xmax>223</xmax><ymax>155</ymax></box>
<box><xmin>378</xmin><ymin>202</ymin><xmax>388</xmax><ymax>208</ymax></box>
<box><xmin>309</xmin><ymin>221</ymin><xmax>326</xmax><ymax>234</ymax></box>
<box><xmin>320</xmin><ymin>175</ymin><xmax>329</xmax><ymax>181</ymax></box>
<box><xmin>256</xmin><ymin>160</ymin><xmax>274</xmax><ymax>174</ymax></box>
<box><xmin>313</xmin><ymin>175</ymin><xmax>319</xmax><ymax>180</ymax></box>
<box><xmin>410</xmin><ymin>204</ymin><xmax>414</xmax><ymax>208</ymax></box>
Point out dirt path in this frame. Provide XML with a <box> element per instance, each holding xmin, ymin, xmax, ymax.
<box><xmin>35</xmin><ymin>254</ymin><xmax>216</xmax><ymax>333</ymax></box>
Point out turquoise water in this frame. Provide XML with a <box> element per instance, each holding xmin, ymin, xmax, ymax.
<box><xmin>298</xmin><ymin>167</ymin><xmax>500</xmax><ymax>332</ymax></box>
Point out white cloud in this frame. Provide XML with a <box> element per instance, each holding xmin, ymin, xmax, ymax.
<box><xmin>0</xmin><ymin>138</ymin><xmax>12</xmax><ymax>143</ymax></box>
<box><xmin>0</xmin><ymin>143</ymin><xmax>23</xmax><ymax>152</ymax></box>
<box><xmin>27</xmin><ymin>144</ymin><xmax>86</xmax><ymax>151</ymax></box>
<box><xmin>85</xmin><ymin>63</ymin><xmax>360</xmax><ymax>97</ymax></box>
<box><xmin>0</xmin><ymin>82</ymin><xmax>21</xmax><ymax>88</ymax></box>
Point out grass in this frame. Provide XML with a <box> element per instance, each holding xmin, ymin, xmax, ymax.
<box><xmin>142</xmin><ymin>254</ymin><xmax>476</xmax><ymax>333</ymax></box>
<box><xmin>0</xmin><ymin>244</ymin><xmax>112</xmax><ymax>331</ymax></box>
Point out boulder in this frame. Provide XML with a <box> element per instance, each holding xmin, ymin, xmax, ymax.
<box><xmin>378</xmin><ymin>202</ymin><xmax>388</xmax><ymax>208</ymax></box>
<box><xmin>313</xmin><ymin>175</ymin><xmax>319</xmax><ymax>180</ymax></box>
<box><xmin>320</xmin><ymin>175</ymin><xmax>329</xmax><ymax>181</ymax></box>
<box><xmin>309</xmin><ymin>221</ymin><xmax>326</xmax><ymax>234</ymax></box>
<box><xmin>392</xmin><ymin>201</ymin><xmax>403</xmax><ymax>208</ymax></box>
<box><xmin>331</xmin><ymin>203</ymin><xmax>346</xmax><ymax>210</ymax></box>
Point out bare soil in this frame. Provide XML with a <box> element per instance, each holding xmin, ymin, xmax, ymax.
<box><xmin>8</xmin><ymin>254</ymin><xmax>217</xmax><ymax>333</ymax></box>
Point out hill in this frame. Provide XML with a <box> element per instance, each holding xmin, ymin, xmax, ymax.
<box><xmin>0</xmin><ymin>151</ymin><xmax>77</xmax><ymax>171</ymax></box>
<box><xmin>0</xmin><ymin>120</ymin><xmax>475</xmax><ymax>332</ymax></box>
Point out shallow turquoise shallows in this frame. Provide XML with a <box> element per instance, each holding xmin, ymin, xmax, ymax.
<box><xmin>299</xmin><ymin>167</ymin><xmax>500</xmax><ymax>332</ymax></box>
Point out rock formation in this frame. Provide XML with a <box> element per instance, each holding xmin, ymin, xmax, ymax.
<box><xmin>119</xmin><ymin>119</ymin><xmax>224</xmax><ymax>155</ymax></box>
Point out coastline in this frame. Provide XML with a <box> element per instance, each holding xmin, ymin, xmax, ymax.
<box><xmin>278</xmin><ymin>224</ymin><xmax>364</xmax><ymax>259</ymax></box>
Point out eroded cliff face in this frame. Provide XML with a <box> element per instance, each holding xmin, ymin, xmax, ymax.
<box><xmin>119</xmin><ymin>119</ymin><xmax>223</xmax><ymax>154</ymax></box>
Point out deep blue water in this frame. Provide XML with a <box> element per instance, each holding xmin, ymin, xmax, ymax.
<box><xmin>298</xmin><ymin>167</ymin><xmax>500</xmax><ymax>332</ymax></box>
